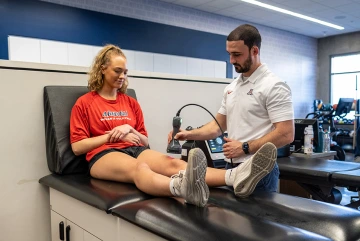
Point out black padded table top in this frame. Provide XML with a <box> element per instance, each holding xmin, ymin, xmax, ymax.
<box><xmin>40</xmin><ymin>174</ymin><xmax>360</xmax><ymax>241</ymax></box>
<box><xmin>39</xmin><ymin>174</ymin><xmax>151</xmax><ymax>212</ymax></box>
<box><xmin>208</xmin><ymin>187</ymin><xmax>360</xmax><ymax>241</ymax></box>
<box><xmin>111</xmin><ymin>196</ymin><xmax>331</xmax><ymax>241</ymax></box>
<box><xmin>331</xmin><ymin>169</ymin><xmax>360</xmax><ymax>187</ymax></box>
<box><xmin>277</xmin><ymin>156</ymin><xmax>360</xmax><ymax>185</ymax></box>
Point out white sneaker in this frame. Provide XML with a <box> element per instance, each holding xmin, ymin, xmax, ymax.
<box><xmin>171</xmin><ymin>148</ymin><xmax>209</xmax><ymax>207</ymax></box>
<box><xmin>233</xmin><ymin>142</ymin><xmax>277</xmax><ymax>198</ymax></box>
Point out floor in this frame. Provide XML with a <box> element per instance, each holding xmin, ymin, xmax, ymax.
<box><xmin>337</xmin><ymin>187</ymin><xmax>360</xmax><ymax>209</ymax></box>
<box><xmin>335</xmin><ymin>152</ymin><xmax>360</xmax><ymax>209</ymax></box>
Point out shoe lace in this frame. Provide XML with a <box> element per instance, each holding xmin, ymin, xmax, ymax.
<box><xmin>170</xmin><ymin>170</ymin><xmax>185</xmax><ymax>179</ymax></box>
<box><xmin>170</xmin><ymin>170</ymin><xmax>186</xmax><ymax>195</ymax></box>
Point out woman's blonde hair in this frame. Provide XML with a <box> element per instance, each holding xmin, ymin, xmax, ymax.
<box><xmin>88</xmin><ymin>44</ymin><xmax>128</xmax><ymax>93</ymax></box>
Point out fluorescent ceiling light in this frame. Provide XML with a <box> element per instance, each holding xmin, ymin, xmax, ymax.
<box><xmin>241</xmin><ymin>0</ymin><xmax>344</xmax><ymax>30</ymax></box>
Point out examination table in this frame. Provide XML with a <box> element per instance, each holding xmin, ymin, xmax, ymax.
<box><xmin>278</xmin><ymin>156</ymin><xmax>360</xmax><ymax>205</ymax></box>
<box><xmin>39</xmin><ymin>86</ymin><xmax>360</xmax><ymax>241</ymax></box>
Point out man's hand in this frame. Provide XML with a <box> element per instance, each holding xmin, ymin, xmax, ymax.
<box><xmin>223</xmin><ymin>137</ymin><xmax>243</xmax><ymax>159</ymax></box>
<box><xmin>167</xmin><ymin>129</ymin><xmax>188</xmax><ymax>144</ymax></box>
<box><xmin>106</xmin><ymin>124</ymin><xmax>133</xmax><ymax>143</ymax></box>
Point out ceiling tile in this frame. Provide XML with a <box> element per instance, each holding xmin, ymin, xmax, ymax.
<box><xmin>346</xmin><ymin>19</ymin><xmax>360</xmax><ymax>28</ymax></box>
<box><xmin>214</xmin><ymin>8</ymin><xmax>242</xmax><ymax>18</ymax></box>
<box><xmin>310</xmin><ymin>8</ymin><xmax>345</xmax><ymax>22</ymax></box>
<box><xmin>334</xmin><ymin>3</ymin><xmax>360</xmax><ymax>14</ymax></box>
<box><xmin>248</xmin><ymin>9</ymin><xmax>289</xmax><ymax>22</ymax></box>
<box><xmin>155</xmin><ymin>0</ymin><xmax>360</xmax><ymax>38</ymax></box>
<box><xmin>223</xmin><ymin>3</ymin><xmax>259</xmax><ymax>13</ymax></box>
<box><xmin>229</xmin><ymin>11</ymin><xmax>258</xmax><ymax>22</ymax></box>
<box><xmin>312</xmin><ymin>0</ymin><xmax>354</xmax><ymax>8</ymax></box>
<box><xmin>170</xmin><ymin>0</ymin><xmax>213</xmax><ymax>8</ymax></box>
<box><xmin>193</xmin><ymin>5</ymin><xmax>220</xmax><ymax>12</ymax></box>
<box><xmin>280</xmin><ymin>0</ymin><xmax>317</xmax><ymax>8</ymax></box>
<box><xmin>205</xmin><ymin>0</ymin><xmax>240</xmax><ymax>9</ymax></box>
<box><xmin>351</xmin><ymin>12</ymin><xmax>360</xmax><ymax>18</ymax></box>
<box><xmin>328</xmin><ymin>14</ymin><xmax>360</xmax><ymax>27</ymax></box>
<box><xmin>266</xmin><ymin>0</ymin><xmax>289</xmax><ymax>3</ymax></box>
<box><xmin>158</xmin><ymin>0</ymin><xmax>177</xmax><ymax>2</ymax></box>
<box><xmin>282</xmin><ymin>2</ymin><xmax>330</xmax><ymax>13</ymax></box>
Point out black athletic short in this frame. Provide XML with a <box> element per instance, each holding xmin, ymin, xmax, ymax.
<box><xmin>88</xmin><ymin>146</ymin><xmax>149</xmax><ymax>172</ymax></box>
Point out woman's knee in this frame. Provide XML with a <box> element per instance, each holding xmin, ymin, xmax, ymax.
<box><xmin>166</xmin><ymin>158</ymin><xmax>186</xmax><ymax>172</ymax></box>
<box><xmin>133</xmin><ymin>162</ymin><xmax>150</xmax><ymax>186</ymax></box>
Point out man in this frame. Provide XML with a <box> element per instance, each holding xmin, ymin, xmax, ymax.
<box><xmin>170</xmin><ymin>24</ymin><xmax>294</xmax><ymax>192</ymax></box>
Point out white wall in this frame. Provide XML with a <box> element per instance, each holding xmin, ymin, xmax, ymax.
<box><xmin>0</xmin><ymin>60</ymin><xmax>228</xmax><ymax>241</ymax></box>
<box><xmin>40</xmin><ymin>0</ymin><xmax>318</xmax><ymax>119</ymax></box>
<box><xmin>8</xmin><ymin>36</ymin><xmax>227</xmax><ymax>79</ymax></box>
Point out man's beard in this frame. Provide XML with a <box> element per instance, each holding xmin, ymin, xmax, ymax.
<box><xmin>234</xmin><ymin>53</ymin><xmax>252</xmax><ymax>73</ymax></box>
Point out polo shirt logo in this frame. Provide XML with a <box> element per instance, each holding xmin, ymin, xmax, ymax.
<box><xmin>247</xmin><ymin>89</ymin><xmax>254</xmax><ymax>95</ymax></box>
<box><xmin>227</xmin><ymin>90</ymin><xmax>233</xmax><ymax>95</ymax></box>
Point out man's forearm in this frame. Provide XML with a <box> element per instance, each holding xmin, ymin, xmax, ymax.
<box><xmin>187</xmin><ymin>120</ymin><xmax>223</xmax><ymax>141</ymax></box>
<box><xmin>248</xmin><ymin>120</ymin><xmax>294</xmax><ymax>154</ymax></box>
<box><xmin>187</xmin><ymin>113</ymin><xmax>227</xmax><ymax>140</ymax></box>
<box><xmin>248</xmin><ymin>132</ymin><xmax>291</xmax><ymax>154</ymax></box>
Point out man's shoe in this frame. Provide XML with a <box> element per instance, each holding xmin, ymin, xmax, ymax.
<box><xmin>233</xmin><ymin>142</ymin><xmax>277</xmax><ymax>197</ymax></box>
<box><xmin>171</xmin><ymin>148</ymin><xmax>209</xmax><ymax>207</ymax></box>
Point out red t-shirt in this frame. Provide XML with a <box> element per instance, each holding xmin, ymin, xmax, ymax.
<box><xmin>70</xmin><ymin>91</ymin><xmax>148</xmax><ymax>161</ymax></box>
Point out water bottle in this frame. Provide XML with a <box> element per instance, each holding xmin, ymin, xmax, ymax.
<box><xmin>323</xmin><ymin>130</ymin><xmax>331</xmax><ymax>152</ymax></box>
<box><xmin>317</xmin><ymin>127</ymin><xmax>324</xmax><ymax>153</ymax></box>
<box><xmin>304</xmin><ymin>125</ymin><xmax>314</xmax><ymax>154</ymax></box>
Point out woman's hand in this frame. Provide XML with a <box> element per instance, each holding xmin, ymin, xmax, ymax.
<box><xmin>106</xmin><ymin>124</ymin><xmax>133</xmax><ymax>143</ymax></box>
<box><xmin>122</xmin><ymin>133</ymin><xmax>141</xmax><ymax>145</ymax></box>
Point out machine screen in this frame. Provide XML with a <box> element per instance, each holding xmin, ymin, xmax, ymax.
<box><xmin>206</xmin><ymin>133</ymin><xmax>227</xmax><ymax>153</ymax></box>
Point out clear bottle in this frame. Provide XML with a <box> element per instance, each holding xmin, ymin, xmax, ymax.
<box><xmin>323</xmin><ymin>130</ymin><xmax>331</xmax><ymax>152</ymax></box>
<box><xmin>304</xmin><ymin>125</ymin><xmax>314</xmax><ymax>154</ymax></box>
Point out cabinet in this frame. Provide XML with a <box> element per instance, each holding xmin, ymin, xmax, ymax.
<box><xmin>49</xmin><ymin>188</ymin><xmax>164</xmax><ymax>241</ymax></box>
<box><xmin>51</xmin><ymin>210</ymin><xmax>101</xmax><ymax>241</ymax></box>
<box><xmin>84</xmin><ymin>231</ymin><xmax>102</xmax><ymax>241</ymax></box>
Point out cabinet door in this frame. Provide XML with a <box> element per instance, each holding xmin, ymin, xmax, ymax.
<box><xmin>66</xmin><ymin>220</ymin><xmax>84</xmax><ymax>241</ymax></box>
<box><xmin>84</xmin><ymin>231</ymin><xmax>102</xmax><ymax>241</ymax></box>
<box><xmin>51</xmin><ymin>211</ymin><xmax>66</xmax><ymax>241</ymax></box>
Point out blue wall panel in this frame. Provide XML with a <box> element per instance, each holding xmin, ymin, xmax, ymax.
<box><xmin>0</xmin><ymin>0</ymin><xmax>232</xmax><ymax>77</ymax></box>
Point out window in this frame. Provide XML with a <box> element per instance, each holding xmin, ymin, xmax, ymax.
<box><xmin>330</xmin><ymin>53</ymin><xmax>360</xmax><ymax>120</ymax></box>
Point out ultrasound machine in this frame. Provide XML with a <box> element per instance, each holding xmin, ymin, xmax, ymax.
<box><xmin>181</xmin><ymin>133</ymin><xmax>228</xmax><ymax>169</ymax></box>
<box><xmin>184</xmin><ymin>131</ymin><xmax>291</xmax><ymax>168</ymax></box>
<box><xmin>203</xmin><ymin>133</ymin><xmax>228</xmax><ymax>168</ymax></box>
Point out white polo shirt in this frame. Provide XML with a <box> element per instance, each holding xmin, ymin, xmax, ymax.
<box><xmin>218</xmin><ymin>64</ymin><xmax>293</xmax><ymax>163</ymax></box>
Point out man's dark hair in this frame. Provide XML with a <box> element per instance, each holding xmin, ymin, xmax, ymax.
<box><xmin>227</xmin><ymin>24</ymin><xmax>262</xmax><ymax>50</ymax></box>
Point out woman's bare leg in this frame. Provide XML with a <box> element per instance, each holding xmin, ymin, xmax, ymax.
<box><xmin>205</xmin><ymin>168</ymin><xmax>227</xmax><ymax>187</ymax></box>
<box><xmin>90</xmin><ymin>152</ymin><xmax>171</xmax><ymax>196</ymax></box>
<box><xmin>135</xmin><ymin>143</ymin><xmax>278</xmax><ymax>198</ymax></box>
<box><xmin>136</xmin><ymin>149</ymin><xmax>186</xmax><ymax>176</ymax></box>
<box><xmin>137</xmin><ymin>149</ymin><xmax>227</xmax><ymax>187</ymax></box>
<box><xmin>134</xmin><ymin>162</ymin><xmax>172</xmax><ymax>196</ymax></box>
<box><xmin>90</xmin><ymin>149</ymin><xmax>209</xmax><ymax>206</ymax></box>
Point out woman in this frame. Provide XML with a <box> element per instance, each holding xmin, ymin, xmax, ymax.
<box><xmin>70</xmin><ymin>44</ymin><xmax>277</xmax><ymax>208</ymax></box>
